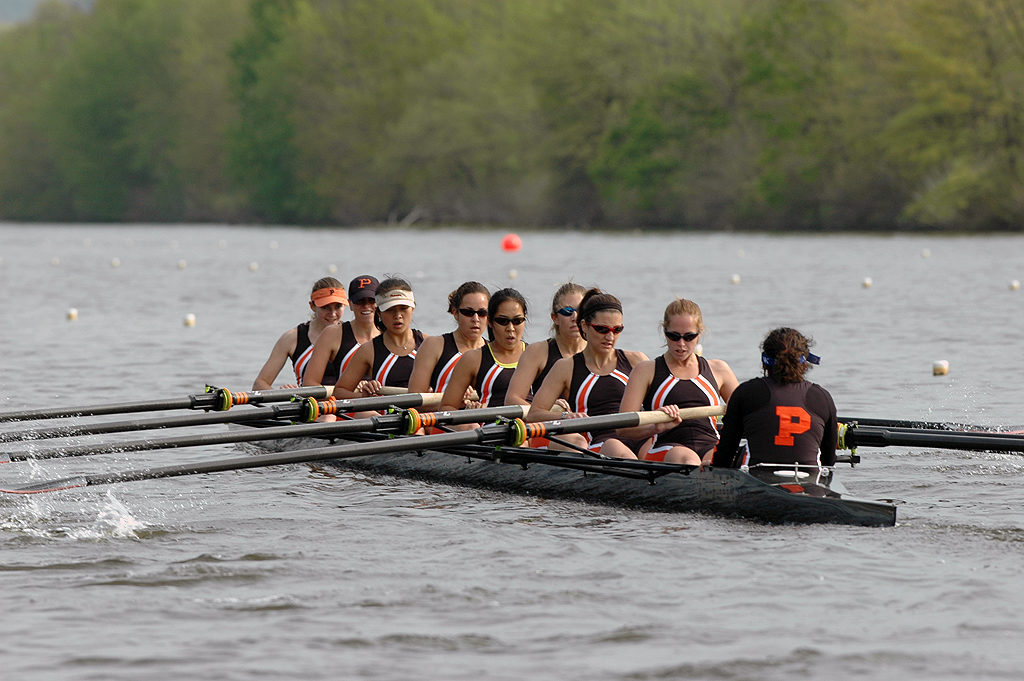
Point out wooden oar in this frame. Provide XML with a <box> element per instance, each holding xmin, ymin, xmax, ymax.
<box><xmin>0</xmin><ymin>385</ymin><xmax>335</xmax><ymax>423</ymax></box>
<box><xmin>842</xmin><ymin>424</ymin><xmax>1024</xmax><ymax>453</ymax></box>
<box><xmin>1</xmin><ymin>405</ymin><xmax>525</xmax><ymax>463</ymax></box>
<box><xmin>0</xmin><ymin>407</ymin><xmax>717</xmax><ymax>495</ymax></box>
<box><xmin>0</xmin><ymin>392</ymin><xmax>441</xmax><ymax>444</ymax></box>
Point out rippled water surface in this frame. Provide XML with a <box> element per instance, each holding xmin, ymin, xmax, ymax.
<box><xmin>2</xmin><ymin>224</ymin><xmax>1024</xmax><ymax>680</ymax></box>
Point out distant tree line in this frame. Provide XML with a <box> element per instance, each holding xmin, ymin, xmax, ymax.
<box><xmin>1</xmin><ymin>0</ymin><xmax>1022</xmax><ymax>230</ymax></box>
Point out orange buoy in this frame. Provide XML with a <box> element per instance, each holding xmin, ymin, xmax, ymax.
<box><xmin>501</xmin><ymin>233</ymin><xmax>522</xmax><ymax>252</ymax></box>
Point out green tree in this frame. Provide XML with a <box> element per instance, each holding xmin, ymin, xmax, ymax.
<box><xmin>0</xmin><ymin>1</ymin><xmax>82</xmax><ymax>219</ymax></box>
<box><xmin>874</xmin><ymin>0</ymin><xmax>1024</xmax><ymax>229</ymax></box>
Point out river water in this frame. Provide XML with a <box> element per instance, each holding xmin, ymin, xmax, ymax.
<box><xmin>1</xmin><ymin>223</ymin><xmax>1023</xmax><ymax>680</ymax></box>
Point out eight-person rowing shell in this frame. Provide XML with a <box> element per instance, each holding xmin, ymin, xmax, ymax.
<box><xmin>251</xmin><ymin>275</ymin><xmax>836</xmax><ymax>466</ymax></box>
<box><xmin>617</xmin><ymin>298</ymin><xmax>738</xmax><ymax>465</ymax></box>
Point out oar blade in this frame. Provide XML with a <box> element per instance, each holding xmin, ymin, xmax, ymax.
<box><xmin>1</xmin><ymin>476</ymin><xmax>89</xmax><ymax>494</ymax></box>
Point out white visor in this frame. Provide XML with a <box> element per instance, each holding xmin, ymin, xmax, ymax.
<box><xmin>376</xmin><ymin>289</ymin><xmax>415</xmax><ymax>312</ymax></box>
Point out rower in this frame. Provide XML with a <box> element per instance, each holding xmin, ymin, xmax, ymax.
<box><xmin>252</xmin><ymin>277</ymin><xmax>346</xmax><ymax>390</ymax></box>
<box><xmin>527</xmin><ymin>288</ymin><xmax>648</xmax><ymax>459</ymax></box>
<box><xmin>333</xmin><ymin>277</ymin><xmax>428</xmax><ymax>400</ymax></box>
<box><xmin>300</xmin><ymin>275</ymin><xmax>381</xmax><ymax>387</ymax></box>
<box><xmin>407</xmin><ymin>281</ymin><xmax>490</xmax><ymax>401</ymax></box>
<box><xmin>504</xmin><ymin>282</ymin><xmax>586</xmax><ymax>408</ymax></box>
<box><xmin>617</xmin><ymin>298</ymin><xmax>738</xmax><ymax>465</ymax></box>
<box><xmin>439</xmin><ymin>288</ymin><xmax>529</xmax><ymax>424</ymax></box>
<box><xmin>711</xmin><ymin>327</ymin><xmax>837</xmax><ymax>469</ymax></box>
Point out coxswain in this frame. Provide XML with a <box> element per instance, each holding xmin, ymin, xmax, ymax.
<box><xmin>711</xmin><ymin>327</ymin><xmax>837</xmax><ymax>469</ymax></box>
<box><xmin>252</xmin><ymin>277</ymin><xmax>346</xmax><ymax>390</ymax></box>
<box><xmin>300</xmin><ymin>275</ymin><xmax>381</xmax><ymax>386</ymax></box>
<box><xmin>617</xmin><ymin>298</ymin><xmax>738</xmax><ymax>465</ymax></box>
<box><xmin>527</xmin><ymin>288</ymin><xmax>648</xmax><ymax>459</ymax></box>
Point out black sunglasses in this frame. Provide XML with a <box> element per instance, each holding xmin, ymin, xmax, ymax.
<box><xmin>458</xmin><ymin>307</ymin><xmax>488</xmax><ymax>318</ymax></box>
<box><xmin>589</xmin><ymin>323</ymin><xmax>624</xmax><ymax>335</ymax></box>
<box><xmin>492</xmin><ymin>316</ymin><xmax>526</xmax><ymax>326</ymax></box>
<box><xmin>555</xmin><ymin>306</ymin><xmax>577</xmax><ymax>317</ymax></box>
<box><xmin>664</xmin><ymin>330</ymin><xmax>700</xmax><ymax>342</ymax></box>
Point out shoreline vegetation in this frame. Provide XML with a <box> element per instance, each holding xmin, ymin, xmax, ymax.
<box><xmin>1</xmin><ymin>0</ymin><xmax>1022</xmax><ymax>231</ymax></box>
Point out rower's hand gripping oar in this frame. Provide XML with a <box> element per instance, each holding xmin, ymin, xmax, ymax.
<box><xmin>0</xmin><ymin>407</ymin><xmax>721</xmax><ymax>495</ymax></box>
<box><xmin>0</xmin><ymin>392</ymin><xmax>443</xmax><ymax>444</ymax></box>
<box><xmin>1</xmin><ymin>404</ymin><xmax>525</xmax><ymax>463</ymax></box>
<box><xmin>0</xmin><ymin>385</ymin><xmax>337</xmax><ymax>424</ymax></box>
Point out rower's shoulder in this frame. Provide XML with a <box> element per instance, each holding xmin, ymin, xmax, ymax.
<box><xmin>416</xmin><ymin>333</ymin><xmax>445</xmax><ymax>355</ymax></box>
<box><xmin>705</xmin><ymin>357</ymin><xmax>734</xmax><ymax>373</ymax></box>
<box><xmin>519</xmin><ymin>339</ymin><xmax>550</xmax><ymax>361</ymax></box>
<box><xmin>623</xmin><ymin>349</ymin><xmax>649</xmax><ymax>365</ymax></box>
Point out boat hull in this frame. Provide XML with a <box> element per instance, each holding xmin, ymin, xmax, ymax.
<box><xmin>251</xmin><ymin>430</ymin><xmax>896</xmax><ymax>526</ymax></box>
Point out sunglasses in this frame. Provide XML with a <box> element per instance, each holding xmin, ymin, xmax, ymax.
<box><xmin>589</xmin><ymin>323</ymin><xmax>624</xmax><ymax>335</ymax></box>
<box><xmin>664</xmin><ymin>330</ymin><xmax>700</xmax><ymax>342</ymax></box>
<box><xmin>492</xmin><ymin>316</ymin><xmax>526</xmax><ymax>327</ymax></box>
<box><xmin>555</xmin><ymin>306</ymin><xmax>577</xmax><ymax>317</ymax></box>
<box><xmin>458</xmin><ymin>307</ymin><xmax>488</xmax><ymax>318</ymax></box>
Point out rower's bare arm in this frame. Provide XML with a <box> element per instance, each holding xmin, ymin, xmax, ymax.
<box><xmin>333</xmin><ymin>343</ymin><xmax>375</xmax><ymax>399</ymax></box>
<box><xmin>252</xmin><ymin>328</ymin><xmax>297</xmax><ymax>390</ymax></box>
<box><xmin>504</xmin><ymin>341</ymin><xmax>545</xmax><ymax>406</ymax></box>
<box><xmin>300</xmin><ymin>325</ymin><xmax>342</xmax><ymax>386</ymax></box>
<box><xmin>407</xmin><ymin>335</ymin><xmax>444</xmax><ymax>395</ymax></box>
<box><xmin>439</xmin><ymin>349</ymin><xmax>481</xmax><ymax>411</ymax></box>
<box><xmin>710</xmin><ymin>359</ymin><xmax>739</xmax><ymax>401</ymax></box>
<box><xmin>615</xmin><ymin>360</ymin><xmax>673</xmax><ymax>438</ymax></box>
<box><xmin>526</xmin><ymin>358</ymin><xmax>573</xmax><ymax>422</ymax></box>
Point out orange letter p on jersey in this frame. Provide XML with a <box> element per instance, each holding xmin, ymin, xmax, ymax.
<box><xmin>774</xmin><ymin>406</ymin><xmax>811</xmax><ymax>446</ymax></box>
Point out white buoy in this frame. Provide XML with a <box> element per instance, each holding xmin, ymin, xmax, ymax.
<box><xmin>218</xmin><ymin>239</ymin><xmax>227</xmax><ymax>248</ymax></box>
<box><xmin>1010</xmin><ymin>280</ymin><xmax>1020</xmax><ymax>291</ymax></box>
<box><xmin>51</xmin><ymin>257</ymin><xmax>60</xmax><ymax>266</ymax></box>
<box><xmin>83</xmin><ymin>238</ymin><xmax>92</xmax><ymax>247</ymax></box>
<box><xmin>862</xmin><ymin>277</ymin><xmax>873</xmax><ymax>289</ymax></box>
<box><xmin>66</xmin><ymin>308</ymin><xmax>78</xmax><ymax>321</ymax></box>
<box><xmin>509</xmin><ymin>269</ymin><xmax>518</xmax><ymax>280</ymax></box>
<box><xmin>269</xmin><ymin>240</ymin><xmax>279</xmax><ymax>250</ymax></box>
<box><xmin>327</xmin><ymin>264</ymin><xmax>338</xmax><ymax>274</ymax></box>
<box><xmin>249</xmin><ymin>262</ymin><xmax>259</xmax><ymax>272</ymax></box>
<box><xmin>921</xmin><ymin>248</ymin><xmax>931</xmax><ymax>258</ymax></box>
<box><xmin>111</xmin><ymin>257</ymin><xmax>121</xmax><ymax>268</ymax></box>
<box><xmin>730</xmin><ymin>273</ymin><xmax>741</xmax><ymax>285</ymax></box>
<box><xmin>932</xmin><ymin>360</ymin><xmax>949</xmax><ymax>376</ymax></box>
<box><xmin>177</xmin><ymin>259</ymin><xmax>187</xmax><ymax>270</ymax></box>
<box><xmin>184</xmin><ymin>313</ymin><xmax>196</xmax><ymax>327</ymax></box>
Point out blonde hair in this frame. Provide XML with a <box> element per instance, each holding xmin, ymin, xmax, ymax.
<box><xmin>661</xmin><ymin>298</ymin><xmax>704</xmax><ymax>331</ymax></box>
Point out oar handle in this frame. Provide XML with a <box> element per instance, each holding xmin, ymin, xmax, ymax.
<box><xmin>634</xmin><ymin>405</ymin><xmax>725</xmax><ymax>426</ymax></box>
